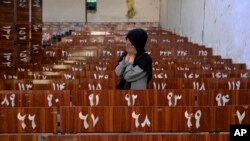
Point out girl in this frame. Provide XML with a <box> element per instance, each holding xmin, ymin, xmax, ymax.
<box><xmin>115</xmin><ymin>28</ymin><xmax>152</xmax><ymax>90</ymax></box>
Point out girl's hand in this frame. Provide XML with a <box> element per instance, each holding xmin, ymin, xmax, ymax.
<box><xmin>124</xmin><ymin>54</ymin><xmax>135</xmax><ymax>63</ymax></box>
<box><xmin>128</xmin><ymin>54</ymin><xmax>135</xmax><ymax>63</ymax></box>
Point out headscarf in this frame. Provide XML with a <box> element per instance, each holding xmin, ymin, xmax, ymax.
<box><xmin>126</xmin><ymin>28</ymin><xmax>152</xmax><ymax>83</ymax></box>
<box><xmin>126</xmin><ymin>28</ymin><xmax>147</xmax><ymax>57</ymax></box>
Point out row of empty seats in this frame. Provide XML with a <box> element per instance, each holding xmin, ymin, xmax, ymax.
<box><xmin>1</xmin><ymin>21</ymin><xmax>249</xmax><ymax>141</ymax></box>
<box><xmin>0</xmin><ymin>106</ymin><xmax>249</xmax><ymax>133</ymax></box>
<box><xmin>0</xmin><ymin>89</ymin><xmax>249</xmax><ymax>107</ymax></box>
<box><xmin>1</xmin><ymin>77</ymin><xmax>249</xmax><ymax>91</ymax></box>
<box><xmin>1</xmin><ymin>70</ymin><xmax>250</xmax><ymax>80</ymax></box>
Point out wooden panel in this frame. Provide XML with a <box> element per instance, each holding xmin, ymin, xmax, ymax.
<box><xmin>0</xmin><ymin>90</ymin><xmax>22</xmax><ymax>107</ymax></box>
<box><xmin>165</xmin><ymin>107</ymin><xmax>215</xmax><ymax>132</ymax></box>
<box><xmin>60</xmin><ymin>106</ymin><xmax>113</xmax><ymax>133</ymax></box>
<box><xmin>0</xmin><ymin>107</ymin><xmax>57</xmax><ymax>133</ymax></box>
<box><xmin>21</xmin><ymin>90</ymin><xmax>70</xmax><ymax>107</ymax></box>
<box><xmin>197</xmin><ymin>90</ymin><xmax>238</xmax><ymax>106</ymax></box>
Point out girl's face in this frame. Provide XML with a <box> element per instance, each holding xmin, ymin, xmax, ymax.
<box><xmin>126</xmin><ymin>40</ymin><xmax>137</xmax><ymax>54</ymax></box>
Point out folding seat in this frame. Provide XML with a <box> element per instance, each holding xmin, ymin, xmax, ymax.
<box><xmin>71</xmin><ymin>90</ymin><xmax>111</xmax><ymax>106</ymax></box>
<box><xmin>213</xmin><ymin>78</ymin><xmax>250</xmax><ymax>90</ymax></box>
<box><xmin>214</xmin><ymin>106</ymin><xmax>250</xmax><ymax>131</ymax></box>
<box><xmin>0</xmin><ymin>90</ymin><xmax>21</xmax><ymax>107</ymax></box>
<box><xmin>169</xmin><ymin>107</ymin><xmax>215</xmax><ymax>132</ymax></box>
<box><xmin>21</xmin><ymin>90</ymin><xmax>70</xmax><ymax>107</ymax></box>
<box><xmin>182</xmin><ymin>78</ymin><xmax>215</xmax><ymax>91</ymax></box>
<box><xmin>60</xmin><ymin>106</ymin><xmax>112</xmax><ymax>133</ymax></box>
<box><xmin>197</xmin><ymin>90</ymin><xmax>238</xmax><ymax>106</ymax></box>
<box><xmin>154</xmin><ymin>89</ymin><xmax>196</xmax><ymax>106</ymax></box>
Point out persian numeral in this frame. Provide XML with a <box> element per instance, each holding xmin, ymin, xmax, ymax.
<box><xmin>79</xmin><ymin>112</ymin><xmax>99</xmax><ymax>129</ymax></box>
<box><xmin>184</xmin><ymin>110</ymin><xmax>201</xmax><ymax>129</ymax></box>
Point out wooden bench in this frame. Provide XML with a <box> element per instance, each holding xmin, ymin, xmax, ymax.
<box><xmin>59</xmin><ymin>106</ymin><xmax>250</xmax><ymax>133</ymax></box>
<box><xmin>71</xmin><ymin>89</ymin><xmax>196</xmax><ymax>107</ymax></box>
<box><xmin>44</xmin><ymin>133</ymin><xmax>229</xmax><ymax>141</ymax></box>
